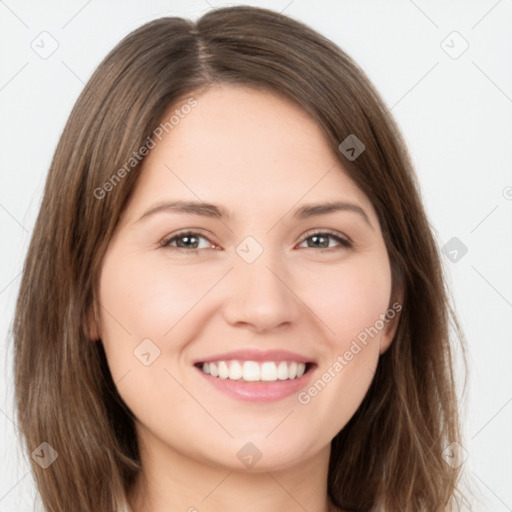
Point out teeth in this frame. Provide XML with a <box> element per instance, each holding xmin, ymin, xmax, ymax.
<box><xmin>261</xmin><ymin>362</ymin><xmax>277</xmax><ymax>381</ymax></box>
<box><xmin>243</xmin><ymin>361</ymin><xmax>260</xmax><ymax>381</ymax></box>
<box><xmin>218</xmin><ymin>361</ymin><xmax>229</xmax><ymax>379</ymax></box>
<box><xmin>199</xmin><ymin>360</ymin><xmax>309</xmax><ymax>382</ymax></box>
<box><xmin>276</xmin><ymin>361</ymin><xmax>288</xmax><ymax>380</ymax></box>
<box><xmin>229</xmin><ymin>360</ymin><xmax>243</xmax><ymax>380</ymax></box>
<box><xmin>209</xmin><ymin>362</ymin><xmax>219</xmax><ymax>377</ymax></box>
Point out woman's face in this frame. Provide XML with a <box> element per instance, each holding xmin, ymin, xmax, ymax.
<box><xmin>92</xmin><ymin>84</ymin><xmax>401</xmax><ymax>472</ymax></box>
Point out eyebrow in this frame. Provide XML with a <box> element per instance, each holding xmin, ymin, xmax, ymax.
<box><xmin>137</xmin><ymin>199</ymin><xmax>373</xmax><ymax>228</ymax></box>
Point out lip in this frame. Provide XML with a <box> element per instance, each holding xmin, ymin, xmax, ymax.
<box><xmin>193</xmin><ymin>349</ymin><xmax>316</xmax><ymax>402</ymax></box>
<box><xmin>194</xmin><ymin>349</ymin><xmax>313</xmax><ymax>365</ymax></box>
<box><xmin>196</xmin><ymin>368</ymin><xmax>315</xmax><ymax>402</ymax></box>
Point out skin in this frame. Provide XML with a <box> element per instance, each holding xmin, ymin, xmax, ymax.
<box><xmin>89</xmin><ymin>84</ymin><xmax>402</xmax><ymax>512</ymax></box>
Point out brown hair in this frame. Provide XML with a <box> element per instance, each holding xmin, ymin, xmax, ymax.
<box><xmin>13</xmin><ymin>5</ymin><xmax>467</xmax><ymax>511</ymax></box>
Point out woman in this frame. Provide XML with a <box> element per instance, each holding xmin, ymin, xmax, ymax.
<box><xmin>13</xmin><ymin>5</ymin><xmax>466</xmax><ymax>511</ymax></box>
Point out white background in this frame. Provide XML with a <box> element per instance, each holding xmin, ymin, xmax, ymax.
<box><xmin>1</xmin><ymin>1</ymin><xmax>511</xmax><ymax>510</ymax></box>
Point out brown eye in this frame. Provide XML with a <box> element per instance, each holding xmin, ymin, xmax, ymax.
<box><xmin>161</xmin><ymin>231</ymin><xmax>214</xmax><ymax>251</ymax></box>
<box><xmin>298</xmin><ymin>231</ymin><xmax>352</xmax><ymax>250</ymax></box>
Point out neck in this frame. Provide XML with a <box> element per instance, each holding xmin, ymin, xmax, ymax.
<box><xmin>128</xmin><ymin>434</ymin><xmax>338</xmax><ymax>512</ymax></box>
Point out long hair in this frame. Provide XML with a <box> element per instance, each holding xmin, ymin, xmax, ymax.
<box><xmin>13</xmin><ymin>6</ymin><xmax>466</xmax><ymax>511</ymax></box>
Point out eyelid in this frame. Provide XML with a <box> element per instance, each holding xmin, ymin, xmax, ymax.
<box><xmin>161</xmin><ymin>228</ymin><xmax>352</xmax><ymax>251</ymax></box>
<box><xmin>160</xmin><ymin>229</ymin><xmax>219</xmax><ymax>249</ymax></box>
<box><xmin>300</xmin><ymin>228</ymin><xmax>352</xmax><ymax>244</ymax></box>
<box><xmin>296</xmin><ymin>229</ymin><xmax>353</xmax><ymax>251</ymax></box>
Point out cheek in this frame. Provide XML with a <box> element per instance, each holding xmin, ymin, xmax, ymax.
<box><xmin>95</xmin><ymin>250</ymin><xmax>213</xmax><ymax>424</ymax></box>
<box><xmin>301</xmin><ymin>254</ymin><xmax>393</xmax><ymax>348</ymax></box>
<box><xmin>293</xmin><ymin>253</ymin><xmax>393</xmax><ymax>438</ymax></box>
<box><xmin>97</xmin><ymin>250</ymin><xmax>218</xmax><ymax>345</ymax></box>
<box><xmin>96</xmin><ymin>248</ymin><xmax>233</xmax><ymax>404</ymax></box>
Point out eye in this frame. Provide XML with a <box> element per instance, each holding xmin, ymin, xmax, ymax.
<box><xmin>160</xmin><ymin>229</ymin><xmax>352</xmax><ymax>253</ymax></box>
<box><xmin>297</xmin><ymin>230</ymin><xmax>352</xmax><ymax>251</ymax></box>
<box><xmin>161</xmin><ymin>231</ymin><xmax>216</xmax><ymax>251</ymax></box>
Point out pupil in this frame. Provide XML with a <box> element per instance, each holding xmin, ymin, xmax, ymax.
<box><xmin>178</xmin><ymin>235</ymin><xmax>197</xmax><ymax>248</ymax></box>
<box><xmin>311</xmin><ymin>235</ymin><xmax>328</xmax><ymax>248</ymax></box>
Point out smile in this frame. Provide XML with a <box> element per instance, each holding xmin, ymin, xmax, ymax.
<box><xmin>198</xmin><ymin>360</ymin><xmax>309</xmax><ymax>382</ymax></box>
<box><xmin>194</xmin><ymin>349</ymin><xmax>315</xmax><ymax>401</ymax></box>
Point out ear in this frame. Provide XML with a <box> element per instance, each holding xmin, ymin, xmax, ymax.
<box><xmin>86</xmin><ymin>299</ymin><xmax>101</xmax><ymax>341</ymax></box>
<box><xmin>379</xmin><ymin>290</ymin><xmax>404</xmax><ymax>355</ymax></box>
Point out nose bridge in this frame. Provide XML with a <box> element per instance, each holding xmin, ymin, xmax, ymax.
<box><xmin>235</xmin><ymin>237</ymin><xmax>289</xmax><ymax>299</ymax></box>
<box><xmin>222</xmin><ymin>236</ymin><xmax>300</xmax><ymax>331</ymax></box>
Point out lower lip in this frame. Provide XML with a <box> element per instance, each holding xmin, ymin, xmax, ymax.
<box><xmin>196</xmin><ymin>366</ymin><xmax>315</xmax><ymax>402</ymax></box>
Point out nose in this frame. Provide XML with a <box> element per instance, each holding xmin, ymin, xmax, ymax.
<box><xmin>221</xmin><ymin>247</ymin><xmax>302</xmax><ymax>334</ymax></box>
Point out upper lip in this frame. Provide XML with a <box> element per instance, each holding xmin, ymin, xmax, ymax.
<box><xmin>194</xmin><ymin>349</ymin><xmax>314</xmax><ymax>364</ymax></box>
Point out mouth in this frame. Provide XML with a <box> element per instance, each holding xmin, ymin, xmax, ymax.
<box><xmin>193</xmin><ymin>350</ymin><xmax>316</xmax><ymax>402</ymax></box>
<box><xmin>194</xmin><ymin>360</ymin><xmax>314</xmax><ymax>382</ymax></box>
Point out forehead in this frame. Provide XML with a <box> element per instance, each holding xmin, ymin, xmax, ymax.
<box><xmin>123</xmin><ymin>84</ymin><xmax>375</xmax><ymax>222</ymax></box>
<box><xmin>157</xmin><ymin>84</ymin><xmax>335</xmax><ymax>172</ymax></box>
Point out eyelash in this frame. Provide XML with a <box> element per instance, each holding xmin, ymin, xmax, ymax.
<box><xmin>160</xmin><ymin>229</ymin><xmax>353</xmax><ymax>253</ymax></box>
